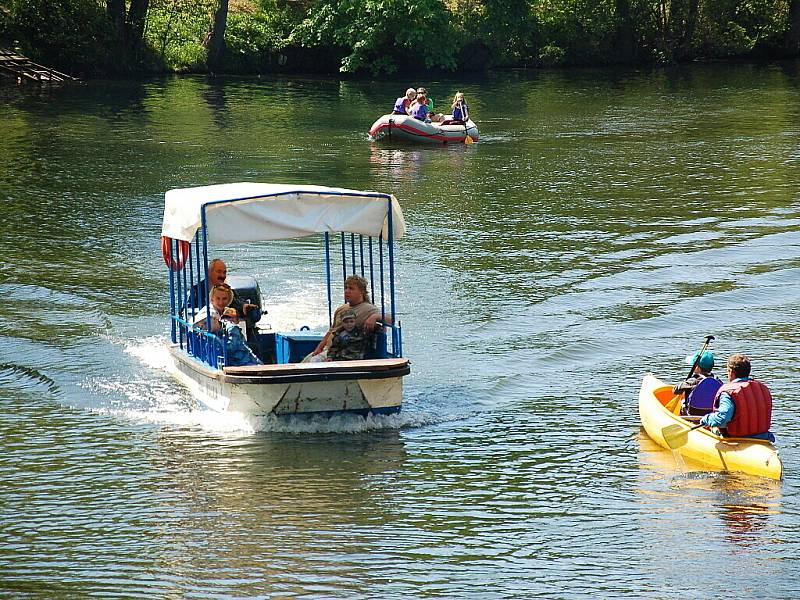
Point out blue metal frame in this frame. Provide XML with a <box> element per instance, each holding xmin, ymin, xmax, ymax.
<box><xmin>166</xmin><ymin>190</ymin><xmax>403</xmax><ymax>368</ymax></box>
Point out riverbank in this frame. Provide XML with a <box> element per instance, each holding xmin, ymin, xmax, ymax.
<box><xmin>2</xmin><ymin>0</ymin><xmax>798</xmax><ymax>78</ymax></box>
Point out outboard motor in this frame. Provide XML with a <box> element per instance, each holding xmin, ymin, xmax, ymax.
<box><xmin>226</xmin><ymin>275</ymin><xmax>263</xmax><ymax>316</ymax></box>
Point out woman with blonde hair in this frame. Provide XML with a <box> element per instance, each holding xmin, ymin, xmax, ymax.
<box><xmin>307</xmin><ymin>275</ymin><xmax>382</xmax><ymax>362</ymax></box>
<box><xmin>451</xmin><ymin>91</ymin><xmax>470</xmax><ymax>123</ymax></box>
<box><xmin>392</xmin><ymin>88</ymin><xmax>417</xmax><ymax>115</ymax></box>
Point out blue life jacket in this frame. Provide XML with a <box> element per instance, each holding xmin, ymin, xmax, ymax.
<box><xmin>392</xmin><ymin>97</ymin><xmax>408</xmax><ymax>114</ymax></box>
<box><xmin>452</xmin><ymin>102</ymin><xmax>469</xmax><ymax>121</ymax></box>
<box><xmin>411</xmin><ymin>102</ymin><xmax>429</xmax><ymax>121</ymax></box>
<box><xmin>685</xmin><ymin>376</ymin><xmax>722</xmax><ymax>414</ymax></box>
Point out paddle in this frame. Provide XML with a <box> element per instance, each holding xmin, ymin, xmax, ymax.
<box><xmin>684</xmin><ymin>335</ymin><xmax>715</xmax><ymax>381</ymax></box>
<box><xmin>459</xmin><ymin>101</ymin><xmax>474</xmax><ymax>144</ymax></box>
<box><xmin>665</xmin><ymin>334</ymin><xmax>715</xmax><ymax>413</ymax></box>
<box><xmin>662</xmin><ymin>423</ymin><xmax>705</xmax><ymax>450</ymax></box>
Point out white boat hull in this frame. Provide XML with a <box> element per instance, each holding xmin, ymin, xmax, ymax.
<box><xmin>167</xmin><ymin>345</ymin><xmax>407</xmax><ymax>416</ymax></box>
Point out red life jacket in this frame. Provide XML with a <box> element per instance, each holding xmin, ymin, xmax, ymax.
<box><xmin>713</xmin><ymin>379</ymin><xmax>772</xmax><ymax>437</ymax></box>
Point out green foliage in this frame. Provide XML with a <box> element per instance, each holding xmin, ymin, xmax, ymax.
<box><xmin>145</xmin><ymin>0</ymin><xmax>212</xmax><ymax>71</ymax></box>
<box><xmin>10</xmin><ymin>0</ymin><xmax>115</xmax><ymax>74</ymax></box>
<box><xmin>531</xmin><ymin>0</ymin><xmax>617</xmax><ymax>64</ymax></box>
<box><xmin>291</xmin><ymin>0</ymin><xmax>460</xmax><ymax>74</ymax></box>
<box><xmin>699</xmin><ymin>0</ymin><xmax>790</xmax><ymax>56</ymax></box>
<box><xmin>2</xmin><ymin>0</ymin><xmax>798</xmax><ymax>75</ymax></box>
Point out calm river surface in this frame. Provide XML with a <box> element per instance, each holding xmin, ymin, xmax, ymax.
<box><xmin>2</xmin><ymin>63</ymin><xmax>800</xmax><ymax>598</ymax></box>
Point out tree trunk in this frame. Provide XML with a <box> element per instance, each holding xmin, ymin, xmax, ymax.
<box><xmin>679</xmin><ymin>0</ymin><xmax>699</xmax><ymax>58</ymax></box>
<box><xmin>127</xmin><ymin>0</ymin><xmax>150</xmax><ymax>52</ymax></box>
<box><xmin>204</xmin><ymin>0</ymin><xmax>230</xmax><ymax>74</ymax></box>
<box><xmin>106</xmin><ymin>0</ymin><xmax>126</xmax><ymax>40</ymax></box>
<box><xmin>788</xmin><ymin>0</ymin><xmax>800</xmax><ymax>55</ymax></box>
<box><xmin>614</xmin><ymin>0</ymin><xmax>635</xmax><ymax>62</ymax></box>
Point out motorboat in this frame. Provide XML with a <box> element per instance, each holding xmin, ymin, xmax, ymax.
<box><xmin>160</xmin><ymin>183</ymin><xmax>410</xmax><ymax>416</ymax></box>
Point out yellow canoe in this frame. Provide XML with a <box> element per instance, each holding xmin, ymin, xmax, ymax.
<box><xmin>638</xmin><ymin>374</ymin><xmax>783</xmax><ymax>480</ymax></box>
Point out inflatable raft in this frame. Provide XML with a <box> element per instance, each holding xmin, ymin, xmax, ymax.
<box><xmin>369</xmin><ymin>114</ymin><xmax>479</xmax><ymax>145</ymax></box>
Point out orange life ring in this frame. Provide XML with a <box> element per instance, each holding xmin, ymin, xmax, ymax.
<box><xmin>161</xmin><ymin>236</ymin><xmax>190</xmax><ymax>271</ymax></box>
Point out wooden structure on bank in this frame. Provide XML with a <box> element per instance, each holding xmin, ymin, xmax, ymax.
<box><xmin>0</xmin><ymin>49</ymin><xmax>76</xmax><ymax>83</ymax></box>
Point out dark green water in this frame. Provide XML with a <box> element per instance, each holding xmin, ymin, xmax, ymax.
<box><xmin>2</xmin><ymin>63</ymin><xmax>800</xmax><ymax>597</ymax></box>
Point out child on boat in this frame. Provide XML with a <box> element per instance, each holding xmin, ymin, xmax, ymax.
<box><xmin>411</xmin><ymin>94</ymin><xmax>430</xmax><ymax>121</ymax></box>
<box><xmin>327</xmin><ymin>310</ymin><xmax>369</xmax><ymax>361</ymax></box>
<box><xmin>392</xmin><ymin>88</ymin><xmax>417</xmax><ymax>116</ymax></box>
<box><xmin>416</xmin><ymin>87</ymin><xmax>444</xmax><ymax>122</ymax></box>
<box><xmin>451</xmin><ymin>92</ymin><xmax>470</xmax><ymax>123</ymax></box>
<box><xmin>194</xmin><ymin>283</ymin><xmax>261</xmax><ymax>366</ymax></box>
<box><xmin>673</xmin><ymin>351</ymin><xmax>721</xmax><ymax>415</ymax></box>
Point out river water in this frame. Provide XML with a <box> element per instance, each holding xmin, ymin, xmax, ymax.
<box><xmin>2</xmin><ymin>63</ymin><xmax>800</xmax><ymax>597</ymax></box>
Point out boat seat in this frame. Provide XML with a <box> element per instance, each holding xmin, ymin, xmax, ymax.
<box><xmin>685</xmin><ymin>377</ymin><xmax>723</xmax><ymax>415</ymax></box>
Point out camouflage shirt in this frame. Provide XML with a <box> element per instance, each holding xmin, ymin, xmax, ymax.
<box><xmin>327</xmin><ymin>327</ymin><xmax>369</xmax><ymax>361</ymax></box>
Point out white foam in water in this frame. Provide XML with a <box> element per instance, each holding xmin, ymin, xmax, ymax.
<box><xmin>125</xmin><ymin>336</ymin><xmax>173</xmax><ymax>370</ymax></box>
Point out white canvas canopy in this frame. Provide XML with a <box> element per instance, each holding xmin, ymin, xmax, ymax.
<box><xmin>161</xmin><ymin>183</ymin><xmax>406</xmax><ymax>243</ymax></box>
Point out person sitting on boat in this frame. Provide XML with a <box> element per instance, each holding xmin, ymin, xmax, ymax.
<box><xmin>392</xmin><ymin>88</ymin><xmax>417</xmax><ymax>116</ymax></box>
<box><xmin>326</xmin><ymin>310</ymin><xmax>368</xmax><ymax>361</ymax></box>
<box><xmin>194</xmin><ymin>283</ymin><xmax>261</xmax><ymax>367</ymax></box>
<box><xmin>699</xmin><ymin>353</ymin><xmax>774</xmax><ymax>441</ymax></box>
<box><xmin>451</xmin><ymin>92</ymin><xmax>470</xmax><ymax>123</ymax></box>
<box><xmin>186</xmin><ymin>258</ymin><xmax>261</xmax><ymax>343</ymax></box>
<box><xmin>411</xmin><ymin>94</ymin><xmax>430</xmax><ymax>122</ymax></box>
<box><xmin>673</xmin><ymin>351</ymin><xmax>722</xmax><ymax>415</ymax></box>
<box><xmin>306</xmin><ymin>275</ymin><xmax>383</xmax><ymax>362</ymax></box>
<box><xmin>416</xmin><ymin>87</ymin><xmax>444</xmax><ymax>122</ymax></box>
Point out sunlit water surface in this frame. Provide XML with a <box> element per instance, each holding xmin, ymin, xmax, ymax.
<box><xmin>2</xmin><ymin>63</ymin><xmax>800</xmax><ymax>597</ymax></box>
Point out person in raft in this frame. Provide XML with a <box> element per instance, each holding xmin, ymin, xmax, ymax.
<box><xmin>451</xmin><ymin>92</ymin><xmax>470</xmax><ymax>123</ymax></box>
<box><xmin>673</xmin><ymin>350</ymin><xmax>722</xmax><ymax>415</ymax></box>
<box><xmin>411</xmin><ymin>93</ymin><xmax>430</xmax><ymax>122</ymax></box>
<box><xmin>416</xmin><ymin>87</ymin><xmax>444</xmax><ymax>122</ymax></box>
<box><xmin>699</xmin><ymin>353</ymin><xmax>774</xmax><ymax>441</ymax></box>
<box><xmin>194</xmin><ymin>283</ymin><xmax>261</xmax><ymax>367</ymax></box>
<box><xmin>326</xmin><ymin>310</ymin><xmax>369</xmax><ymax>361</ymax></box>
<box><xmin>392</xmin><ymin>88</ymin><xmax>417</xmax><ymax>116</ymax></box>
<box><xmin>305</xmin><ymin>275</ymin><xmax>383</xmax><ymax>363</ymax></box>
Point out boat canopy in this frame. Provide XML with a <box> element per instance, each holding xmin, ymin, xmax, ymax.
<box><xmin>161</xmin><ymin>183</ymin><xmax>406</xmax><ymax>244</ymax></box>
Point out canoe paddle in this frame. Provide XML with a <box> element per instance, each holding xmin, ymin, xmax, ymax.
<box><xmin>662</xmin><ymin>423</ymin><xmax>705</xmax><ymax>450</ymax></box>
<box><xmin>665</xmin><ymin>334</ymin><xmax>715</xmax><ymax>413</ymax></box>
<box><xmin>684</xmin><ymin>335</ymin><xmax>715</xmax><ymax>381</ymax></box>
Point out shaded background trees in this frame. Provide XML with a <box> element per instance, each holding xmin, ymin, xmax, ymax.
<box><xmin>0</xmin><ymin>0</ymin><xmax>797</xmax><ymax>76</ymax></box>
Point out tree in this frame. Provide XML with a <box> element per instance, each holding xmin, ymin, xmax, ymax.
<box><xmin>614</xmin><ymin>0</ymin><xmax>635</xmax><ymax>61</ymax></box>
<box><xmin>204</xmin><ymin>0</ymin><xmax>229</xmax><ymax>73</ymax></box>
<box><xmin>105</xmin><ymin>0</ymin><xmax>150</xmax><ymax>58</ymax></box>
<box><xmin>788</xmin><ymin>0</ymin><xmax>800</xmax><ymax>54</ymax></box>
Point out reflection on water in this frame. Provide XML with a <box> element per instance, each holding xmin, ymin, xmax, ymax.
<box><xmin>2</xmin><ymin>64</ymin><xmax>800</xmax><ymax>596</ymax></box>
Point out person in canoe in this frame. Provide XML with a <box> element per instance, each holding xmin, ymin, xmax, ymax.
<box><xmin>392</xmin><ymin>88</ymin><xmax>417</xmax><ymax>116</ymax></box>
<box><xmin>699</xmin><ymin>353</ymin><xmax>774</xmax><ymax>441</ymax></box>
<box><xmin>673</xmin><ymin>351</ymin><xmax>722</xmax><ymax>415</ymax></box>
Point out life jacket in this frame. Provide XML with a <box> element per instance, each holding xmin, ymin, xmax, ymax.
<box><xmin>713</xmin><ymin>379</ymin><xmax>772</xmax><ymax>437</ymax></box>
<box><xmin>683</xmin><ymin>374</ymin><xmax>722</xmax><ymax>415</ymax></box>
<box><xmin>452</xmin><ymin>102</ymin><xmax>469</xmax><ymax>122</ymax></box>
<box><xmin>411</xmin><ymin>102</ymin><xmax>429</xmax><ymax>121</ymax></box>
<box><xmin>392</xmin><ymin>97</ymin><xmax>408</xmax><ymax>114</ymax></box>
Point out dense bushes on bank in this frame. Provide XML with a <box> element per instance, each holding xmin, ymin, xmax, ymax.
<box><xmin>1</xmin><ymin>0</ymin><xmax>798</xmax><ymax>77</ymax></box>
